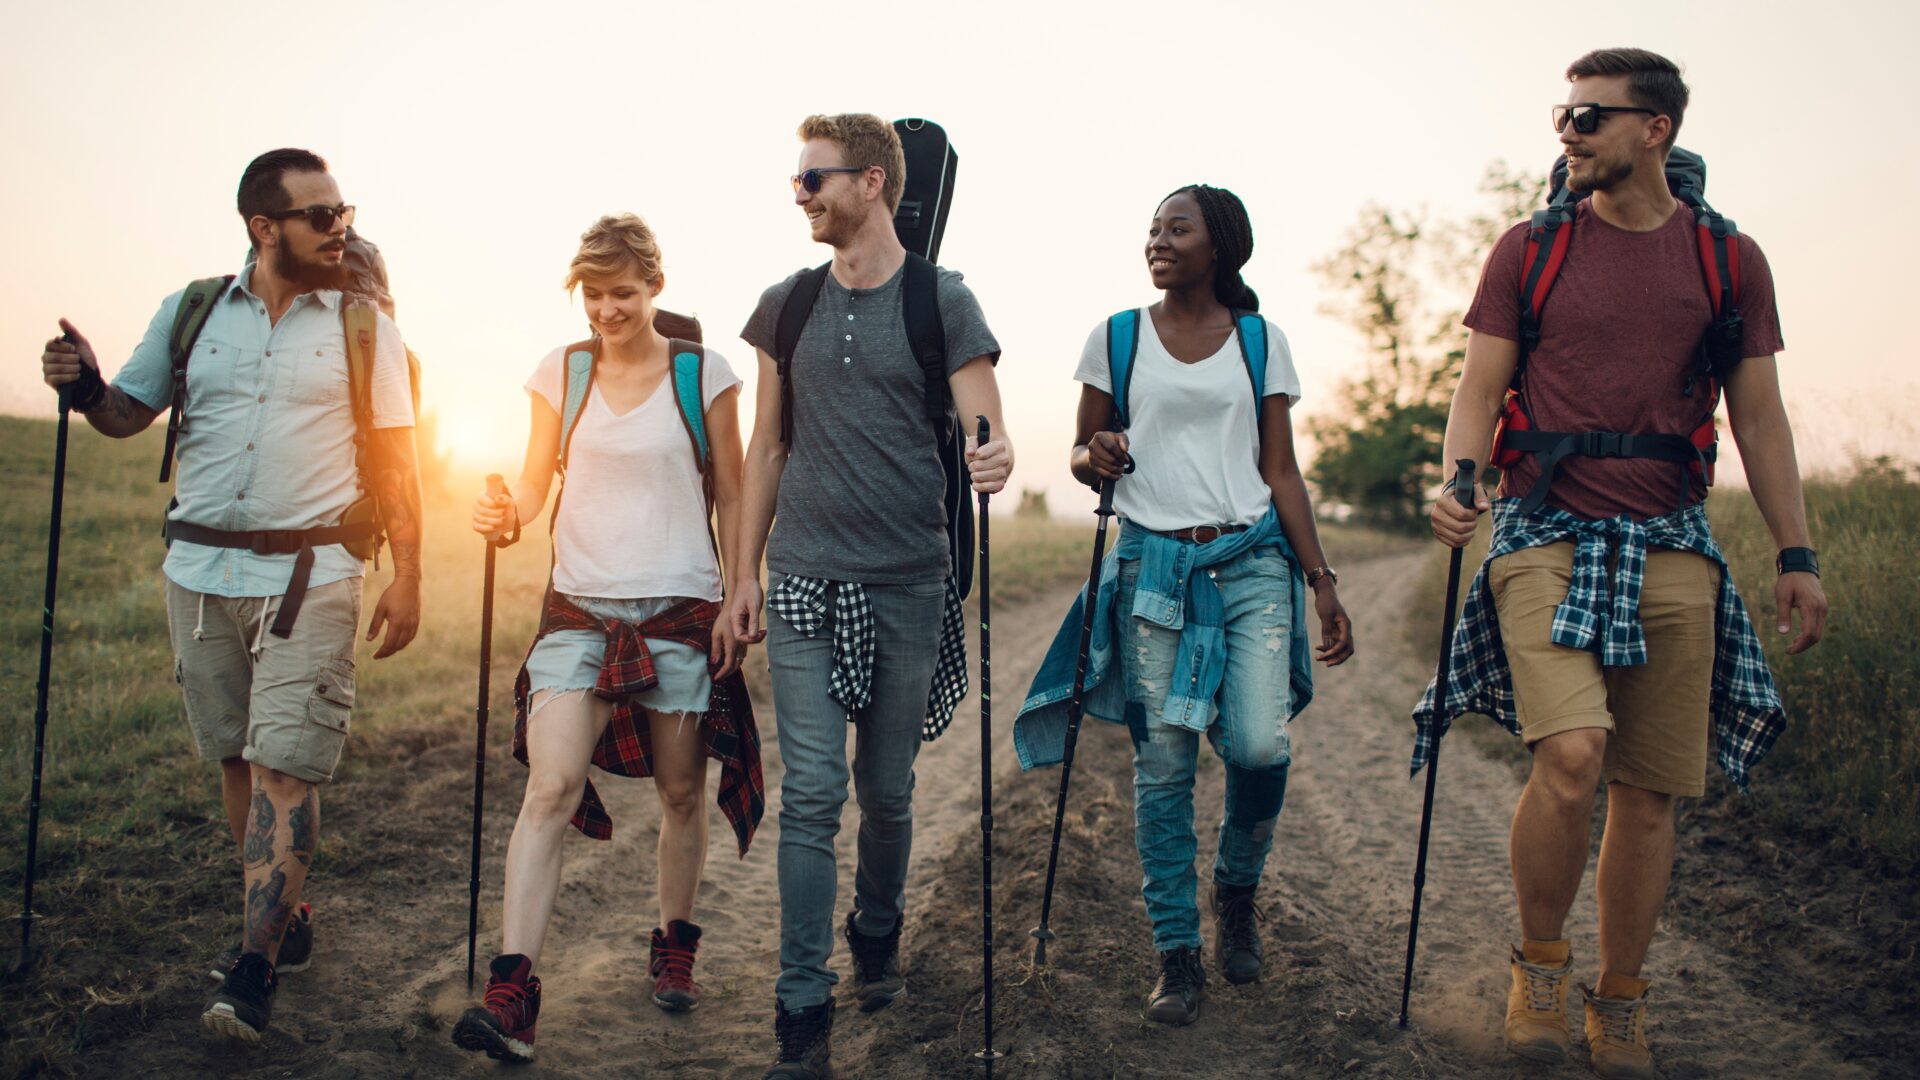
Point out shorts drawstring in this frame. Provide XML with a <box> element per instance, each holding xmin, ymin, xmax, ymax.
<box><xmin>192</xmin><ymin>593</ymin><xmax>207</xmax><ymax>641</ymax></box>
<box><xmin>250</xmin><ymin>597</ymin><xmax>280</xmax><ymax>657</ymax></box>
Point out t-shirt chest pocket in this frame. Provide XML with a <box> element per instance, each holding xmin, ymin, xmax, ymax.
<box><xmin>287</xmin><ymin>345</ymin><xmax>351</xmax><ymax>406</ymax></box>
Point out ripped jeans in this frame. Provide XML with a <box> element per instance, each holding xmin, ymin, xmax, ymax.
<box><xmin>1117</xmin><ymin>547</ymin><xmax>1294</xmax><ymax>952</ymax></box>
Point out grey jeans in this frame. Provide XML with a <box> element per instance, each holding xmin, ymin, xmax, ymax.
<box><xmin>767</xmin><ymin>575</ymin><xmax>946</xmax><ymax>1008</ymax></box>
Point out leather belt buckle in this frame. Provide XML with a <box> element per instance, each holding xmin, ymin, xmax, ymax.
<box><xmin>1191</xmin><ymin>525</ymin><xmax>1223</xmax><ymax>544</ymax></box>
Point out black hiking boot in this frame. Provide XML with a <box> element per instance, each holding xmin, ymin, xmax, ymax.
<box><xmin>209</xmin><ymin>903</ymin><xmax>312</xmax><ymax>982</ymax></box>
<box><xmin>1144</xmin><ymin>945</ymin><xmax>1205</xmax><ymax>1026</ymax></box>
<box><xmin>843</xmin><ymin>911</ymin><xmax>904</xmax><ymax>1012</ymax></box>
<box><xmin>764</xmin><ymin>998</ymin><xmax>834</xmax><ymax>1079</ymax></box>
<box><xmin>1211</xmin><ymin>882</ymin><xmax>1264</xmax><ymax>984</ymax></box>
<box><xmin>202</xmin><ymin>952</ymin><xmax>277</xmax><ymax>1042</ymax></box>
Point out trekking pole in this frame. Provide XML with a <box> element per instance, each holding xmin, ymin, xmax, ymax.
<box><xmin>972</xmin><ymin>418</ymin><xmax>1003</xmax><ymax>1074</ymax></box>
<box><xmin>468</xmin><ymin>474</ymin><xmax>509</xmax><ymax>990</ymax></box>
<box><xmin>1031</xmin><ymin>445</ymin><xmax>1132</xmax><ymax>967</ymax></box>
<box><xmin>19</xmin><ymin>364</ymin><xmax>77</xmax><ymax>970</ymax></box>
<box><xmin>1398</xmin><ymin>459</ymin><xmax>1480</xmax><ymax>1028</ymax></box>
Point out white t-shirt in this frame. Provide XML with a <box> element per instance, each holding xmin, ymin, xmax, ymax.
<box><xmin>527</xmin><ymin>345</ymin><xmax>741</xmax><ymax>600</ymax></box>
<box><xmin>1073</xmin><ymin>307</ymin><xmax>1303</xmax><ymax>533</ymax></box>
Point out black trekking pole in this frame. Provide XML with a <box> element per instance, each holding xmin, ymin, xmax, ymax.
<box><xmin>468</xmin><ymin>474</ymin><xmax>509</xmax><ymax>990</ymax></box>
<box><xmin>19</xmin><ymin>369</ymin><xmax>77</xmax><ymax>971</ymax></box>
<box><xmin>1031</xmin><ymin>444</ymin><xmax>1131</xmax><ymax>967</ymax></box>
<box><xmin>972</xmin><ymin>418</ymin><xmax>1003</xmax><ymax>1074</ymax></box>
<box><xmin>1398</xmin><ymin>459</ymin><xmax>1480</xmax><ymax>1028</ymax></box>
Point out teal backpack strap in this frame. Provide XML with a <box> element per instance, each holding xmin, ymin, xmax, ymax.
<box><xmin>1105</xmin><ymin>309</ymin><xmax>1141</xmax><ymax>428</ymax></box>
<box><xmin>558</xmin><ymin>339</ymin><xmax>597</xmax><ymax>473</ymax></box>
<box><xmin>1232</xmin><ymin>310</ymin><xmax>1267</xmax><ymax>401</ymax></box>
<box><xmin>669</xmin><ymin>341</ymin><xmax>709</xmax><ymax>473</ymax></box>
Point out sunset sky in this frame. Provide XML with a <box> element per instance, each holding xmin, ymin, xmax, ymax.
<box><xmin>5</xmin><ymin>0</ymin><xmax>1916</xmax><ymax>510</ymax></box>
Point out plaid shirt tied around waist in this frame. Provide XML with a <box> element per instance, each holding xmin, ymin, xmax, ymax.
<box><xmin>1410</xmin><ymin>499</ymin><xmax>1786</xmax><ymax>792</ymax></box>
<box><xmin>512</xmin><ymin>592</ymin><xmax>765</xmax><ymax>853</ymax></box>
<box><xmin>766</xmin><ymin>575</ymin><xmax>968</xmax><ymax>741</ymax></box>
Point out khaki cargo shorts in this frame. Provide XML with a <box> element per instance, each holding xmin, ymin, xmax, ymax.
<box><xmin>165</xmin><ymin>577</ymin><xmax>362</xmax><ymax>783</ymax></box>
<box><xmin>1488</xmin><ymin>542</ymin><xmax>1721</xmax><ymax>797</ymax></box>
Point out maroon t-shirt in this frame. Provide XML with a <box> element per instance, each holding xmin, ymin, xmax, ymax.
<box><xmin>1465</xmin><ymin>200</ymin><xmax>1784</xmax><ymax>521</ymax></box>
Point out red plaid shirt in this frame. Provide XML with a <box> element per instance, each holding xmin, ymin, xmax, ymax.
<box><xmin>512</xmin><ymin>592</ymin><xmax>765</xmax><ymax>855</ymax></box>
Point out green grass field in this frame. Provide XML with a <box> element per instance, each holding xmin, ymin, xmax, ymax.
<box><xmin>1405</xmin><ymin>461</ymin><xmax>1920</xmax><ymax>867</ymax></box>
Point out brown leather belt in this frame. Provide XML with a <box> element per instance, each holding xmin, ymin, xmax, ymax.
<box><xmin>1157</xmin><ymin>523</ymin><xmax>1249</xmax><ymax>544</ymax></box>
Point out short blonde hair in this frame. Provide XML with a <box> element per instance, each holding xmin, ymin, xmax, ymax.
<box><xmin>798</xmin><ymin>113</ymin><xmax>905</xmax><ymax>213</ymax></box>
<box><xmin>565</xmin><ymin>213</ymin><xmax>663</xmax><ymax>293</ymax></box>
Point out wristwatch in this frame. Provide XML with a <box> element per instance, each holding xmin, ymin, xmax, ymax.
<box><xmin>1775</xmin><ymin>547</ymin><xmax>1819</xmax><ymax>577</ymax></box>
<box><xmin>1306</xmin><ymin>566</ymin><xmax>1338</xmax><ymax>589</ymax></box>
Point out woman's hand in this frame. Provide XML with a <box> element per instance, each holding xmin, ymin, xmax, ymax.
<box><xmin>1087</xmin><ymin>430</ymin><xmax>1132</xmax><ymax>481</ymax></box>
<box><xmin>471</xmin><ymin>487</ymin><xmax>517</xmax><ymax>538</ymax></box>
<box><xmin>1312</xmin><ymin>584</ymin><xmax>1355</xmax><ymax>666</ymax></box>
<box><xmin>710</xmin><ymin>608</ymin><xmax>745</xmax><ymax>680</ymax></box>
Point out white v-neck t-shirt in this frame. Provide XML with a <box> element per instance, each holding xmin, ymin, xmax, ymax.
<box><xmin>527</xmin><ymin>345</ymin><xmax>741</xmax><ymax>600</ymax></box>
<box><xmin>1073</xmin><ymin>307</ymin><xmax>1302</xmax><ymax>533</ymax></box>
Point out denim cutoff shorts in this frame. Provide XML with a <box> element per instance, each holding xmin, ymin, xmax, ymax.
<box><xmin>524</xmin><ymin>595</ymin><xmax>713</xmax><ymax>715</ymax></box>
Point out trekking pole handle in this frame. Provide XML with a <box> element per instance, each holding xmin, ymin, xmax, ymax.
<box><xmin>484</xmin><ymin>474</ymin><xmax>512</xmax><ymax>544</ymax></box>
<box><xmin>976</xmin><ymin>415</ymin><xmax>989</xmax><ymax>444</ymax></box>
<box><xmin>1450</xmin><ymin>459</ymin><xmax>1479</xmax><ymax>513</ymax></box>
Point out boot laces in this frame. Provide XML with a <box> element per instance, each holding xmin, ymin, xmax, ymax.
<box><xmin>775</xmin><ymin>1005</ymin><xmax>828</xmax><ymax>1059</ymax></box>
<box><xmin>1589</xmin><ymin>991</ymin><xmax>1644</xmax><ymax>1045</ymax></box>
<box><xmin>484</xmin><ymin>975</ymin><xmax>536</xmax><ymax>1029</ymax></box>
<box><xmin>1159</xmin><ymin>948</ymin><xmax>1202</xmax><ymax>994</ymax></box>
<box><xmin>847</xmin><ymin>922</ymin><xmax>899</xmax><ymax>982</ymax></box>
<box><xmin>651</xmin><ymin>942</ymin><xmax>697</xmax><ymax>989</ymax></box>
<box><xmin>1518</xmin><ymin>959</ymin><xmax>1568</xmax><ymax>1012</ymax></box>
<box><xmin>1218</xmin><ymin>892</ymin><xmax>1264</xmax><ymax>953</ymax></box>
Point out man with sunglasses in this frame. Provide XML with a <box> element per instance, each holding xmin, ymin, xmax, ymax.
<box><xmin>1423</xmin><ymin>49</ymin><xmax>1824</xmax><ymax>1079</ymax></box>
<box><xmin>730</xmin><ymin>113</ymin><xmax>1010</xmax><ymax>1080</ymax></box>
<box><xmin>39</xmin><ymin>148</ymin><xmax>423</xmax><ymax>1044</ymax></box>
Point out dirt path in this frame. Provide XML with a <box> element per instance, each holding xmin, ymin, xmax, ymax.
<box><xmin>73</xmin><ymin>556</ymin><xmax>1899</xmax><ymax>1078</ymax></box>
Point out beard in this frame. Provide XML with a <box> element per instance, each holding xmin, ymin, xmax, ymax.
<box><xmin>814</xmin><ymin>196</ymin><xmax>871</xmax><ymax>248</ymax></box>
<box><xmin>1567</xmin><ymin>152</ymin><xmax>1635</xmax><ymax>194</ymax></box>
<box><xmin>270</xmin><ymin>239</ymin><xmax>351</xmax><ymax>293</ymax></box>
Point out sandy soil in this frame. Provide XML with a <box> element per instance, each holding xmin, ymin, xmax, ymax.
<box><xmin>56</xmin><ymin>554</ymin><xmax>1915</xmax><ymax>1078</ymax></box>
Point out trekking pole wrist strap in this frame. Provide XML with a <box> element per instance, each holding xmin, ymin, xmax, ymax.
<box><xmin>64</xmin><ymin>364</ymin><xmax>108</xmax><ymax>413</ymax></box>
<box><xmin>1775</xmin><ymin>546</ymin><xmax>1818</xmax><ymax>577</ymax></box>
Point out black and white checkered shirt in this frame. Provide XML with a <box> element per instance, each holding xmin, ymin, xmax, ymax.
<box><xmin>767</xmin><ymin>575</ymin><xmax>968</xmax><ymax>741</ymax></box>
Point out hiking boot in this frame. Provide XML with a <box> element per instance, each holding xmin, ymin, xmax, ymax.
<box><xmin>1211</xmin><ymin>882</ymin><xmax>1265</xmax><ymax>984</ymax></box>
<box><xmin>1144</xmin><ymin>945</ymin><xmax>1206</xmax><ymax>1025</ymax></box>
<box><xmin>452</xmin><ymin>954</ymin><xmax>541</xmax><ymax>1062</ymax></box>
<box><xmin>763</xmin><ymin>997</ymin><xmax>833</xmax><ymax>1079</ymax></box>
<box><xmin>202</xmin><ymin>952</ymin><xmax>276</xmax><ymax>1042</ymax></box>
<box><xmin>1584</xmin><ymin>975</ymin><xmax>1656</xmax><ymax>1080</ymax></box>
<box><xmin>843</xmin><ymin>911</ymin><xmax>904</xmax><ymax>1012</ymax></box>
<box><xmin>208</xmin><ymin>903</ymin><xmax>312</xmax><ymax>982</ymax></box>
<box><xmin>649</xmin><ymin>920</ymin><xmax>703</xmax><ymax>1012</ymax></box>
<box><xmin>1504</xmin><ymin>939</ymin><xmax>1574</xmax><ymax>1063</ymax></box>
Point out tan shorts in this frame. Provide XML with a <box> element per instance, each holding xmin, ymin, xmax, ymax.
<box><xmin>165</xmin><ymin>577</ymin><xmax>363</xmax><ymax>783</ymax></box>
<box><xmin>1488</xmin><ymin>542</ymin><xmax>1720</xmax><ymax>797</ymax></box>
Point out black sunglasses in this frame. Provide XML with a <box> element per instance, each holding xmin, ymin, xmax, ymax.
<box><xmin>1552</xmin><ymin>103</ymin><xmax>1658</xmax><ymax>135</ymax></box>
<box><xmin>263</xmin><ymin>204</ymin><xmax>356</xmax><ymax>232</ymax></box>
<box><xmin>790</xmin><ymin>166</ymin><xmax>867</xmax><ymax>194</ymax></box>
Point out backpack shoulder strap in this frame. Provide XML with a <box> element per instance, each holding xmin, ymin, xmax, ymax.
<box><xmin>558</xmin><ymin>338</ymin><xmax>597</xmax><ymax>472</ymax></box>
<box><xmin>773</xmin><ymin>263</ymin><xmax>832</xmax><ymax>445</ymax></box>
<box><xmin>342</xmin><ymin>301</ymin><xmax>379</xmax><ymax>430</ymax></box>
<box><xmin>1515</xmin><ymin>195</ymin><xmax>1576</xmax><ymax>382</ymax></box>
<box><xmin>901</xmin><ymin>253</ymin><xmax>949</xmax><ymax>423</ymax></box>
<box><xmin>1105</xmin><ymin>308</ymin><xmax>1142</xmax><ymax>429</ymax></box>
<box><xmin>1231</xmin><ymin>309</ymin><xmax>1267</xmax><ymax>401</ymax></box>
<box><xmin>158</xmin><ymin>274</ymin><xmax>235</xmax><ymax>482</ymax></box>
<box><xmin>669</xmin><ymin>341</ymin><xmax>710</xmax><ymax>474</ymax></box>
<box><xmin>1686</xmin><ymin>200</ymin><xmax>1744</xmax><ymax>386</ymax></box>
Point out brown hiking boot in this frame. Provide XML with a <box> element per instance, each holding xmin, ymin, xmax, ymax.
<box><xmin>1584</xmin><ymin>974</ymin><xmax>1656</xmax><ymax>1080</ymax></box>
<box><xmin>1504</xmin><ymin>939</ymin><xmax>1573</xmax><ymax>1063</ymax></box>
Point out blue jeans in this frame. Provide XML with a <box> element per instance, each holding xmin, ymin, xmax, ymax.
<box><xmin>766</xmin><ymin>576</ymin><xmax>946</xmax><ymax>1008</ymax></box>
<box><xmin>1118</xmin><ymin>546</ymin><xmax>1295</xmax><ymax>952</ymax></box>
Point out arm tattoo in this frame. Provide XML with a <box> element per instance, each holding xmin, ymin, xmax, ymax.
<box><xmin>243</xmin><ymin>866</ymin><xmax>293</xmax><ymax>957</ymax></box>
<box><xmin>370</xmin><ymin>429</ymin><xmax>424</xmax><ymax>579</ymax></box>
<box><xmin>242</xmin><ymin>787</ymin><xmax>275</xmax><ymax>869</ymax></box>
<box><xmin>287</xmin><ymin>788</ymin><xmax>316</xmax><ymax>868</ymax></box>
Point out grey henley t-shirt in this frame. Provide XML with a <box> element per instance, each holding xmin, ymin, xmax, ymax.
<box><xmin>741</xmin><ymin>261</ymin><xmax>1000</xmax><ymax>584</ymax></box>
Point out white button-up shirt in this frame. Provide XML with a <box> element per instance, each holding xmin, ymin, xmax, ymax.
<box><xmin>113</xmin><ymin>263</ymin><xmax>414</xmax><ymax>598</ymax></box>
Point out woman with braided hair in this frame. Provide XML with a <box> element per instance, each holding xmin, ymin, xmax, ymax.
<box><xmin>1016</xmin><ymin>184</ymin><xmax>1354</xmax><ymax>1025</ymax></box>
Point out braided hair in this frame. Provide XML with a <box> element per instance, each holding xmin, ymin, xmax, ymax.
<box><xmin>1161</xmin><ymin>184</ymin><xmax>1258</xmax><ymax>312</ymax></box>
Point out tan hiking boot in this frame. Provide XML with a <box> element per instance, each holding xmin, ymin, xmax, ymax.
<box><xmin>1504</xmin><ymin>939</ymin><xmax>1574</xmax><ymax>1063</ymax></box>
<box><xmin>1584</xmin><ymin>974</ymin><xmax>1655</xmax><ymax>1080</ymax></box>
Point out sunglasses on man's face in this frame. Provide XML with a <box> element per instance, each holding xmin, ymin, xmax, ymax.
<box><xmin>1552</xmin><ymin>103</ymin><xmax>1658</xmax><ymax>135</ymax></box>
<box><xmin>790</xmin><ymin>166</ymin><xmax>866</xmax><ymax>195</ymax></box>
<box><xmin>263</xmin><ymin>204</ymin><xmax>356</xmax><ymax>232</ymax></box>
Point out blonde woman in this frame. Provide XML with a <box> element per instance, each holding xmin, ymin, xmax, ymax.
<box><xmin>452</xmin><ymin>214</ymin><xmax>762</xmax><ymax>1062</ymax></box>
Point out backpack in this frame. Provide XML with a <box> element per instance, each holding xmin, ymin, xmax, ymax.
<box><xmin>1489</xmin><ymin>146</ymin><xmax>1743</xmax><ymax>515</ymax></box>
<box><xmin>159</xmin><ymin>276</ymin><xmax>424</xmax><ymax>563</ymax></box>
<box><xmin>771</xmin><ymin>253</ymin><xmax>976</xmax><ymax>599</ymax></box>
<box><xmin>1105</xmin><ymin>307</ymin><xmax>1268</xmax><ymax>431</ymax></box>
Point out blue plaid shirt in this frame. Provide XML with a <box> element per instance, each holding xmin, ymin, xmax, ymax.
<box><xmin>1410</xmin><ymin>499</ymin><xmax>1785</xmax><ymax>791</ymax></box>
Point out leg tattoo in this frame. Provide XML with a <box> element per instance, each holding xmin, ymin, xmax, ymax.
<box><xmin>242</xmin><ymin>787</ymin><xmax>275</xmax><ymax>868</ymax></box>
<box><xmin>288</xmin><ymin>788</ymin><xmax>316</xmax><ymax>868</ymax></box>
<box><xmin>244</xmin><ymin>866</ymin><xmax>292</xmax><ymax>956</ymax></box>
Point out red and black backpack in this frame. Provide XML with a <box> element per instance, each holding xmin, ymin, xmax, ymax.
<box><xmin>1489</xmin><ymin>146</ymin><xmax>1746</xmax><ymax>514</ymax></box>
